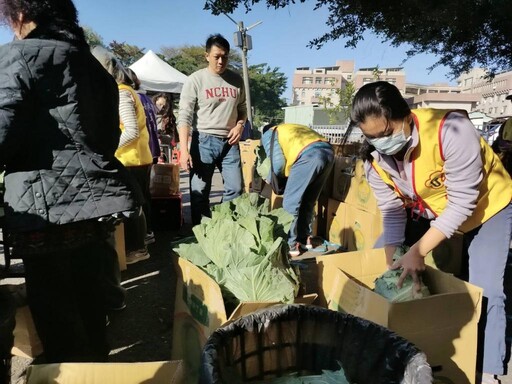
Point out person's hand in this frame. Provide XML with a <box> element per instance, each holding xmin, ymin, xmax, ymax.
<box><xmin>227</xmin><ymin>121</ymin><xmax>244</xmax><ymax>145</ymax></box>
<box><xmin>384</xmin><ymin>245</ymin><xmax>397</xmax><ymax>269</ymax></box>
<box><xmin>180</xmin><ymin>149</ymin><xmax>192</xmax><ymax>172</ymax></box>
<box><xmin>390</xmin><ymin>245</ymin><xmax>426</xmax><ymax>292</ymax></box>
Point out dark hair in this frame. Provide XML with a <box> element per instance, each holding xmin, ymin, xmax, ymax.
<box><xmin>152</xmin><ymin>92</ymin><xmax>176</xmax><ymax>136</ymax></box>
<box><xmin>351</xmin><ymin>81</ymin><xmax>411</xmax><ymax>125</ymax></box>
<box><xmin>125</xmin><ymin>68</ymin><xmax>140</xmax><ymax>90</ymax></box>
<box><xmin>205</xmin><ymin>33</ymin><xmax>230</xmax><ymax>53</ymax></box>
<box><xmin>351</xmin><ymin>81</ymin><xmax>411</xmax><ymax>161</ymax></box>
<box><xmin>0</xmin><ymin>0</ymin><xmax>87</xmax><ymax>45</ymax></box>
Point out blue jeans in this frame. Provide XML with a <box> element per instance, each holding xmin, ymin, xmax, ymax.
<box><xmin>283</xmin><ymin>145</ymin><xmax>334</xmax><ymax>246</ymax></box>
<box><xmin>466</xmin><ymin>203</ymin><xmax>512</xmax><ymax>375</ymax></box>
<box><xmin>189</xmin><ymin>131</ymin><xmax>243</xmax><ymax>225</ymax></box>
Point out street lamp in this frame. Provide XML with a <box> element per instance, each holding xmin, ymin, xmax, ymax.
<box><xmin>223</xmin><ymin>12</ymin><xmax>262</xmax><ymax>129</ymax></box>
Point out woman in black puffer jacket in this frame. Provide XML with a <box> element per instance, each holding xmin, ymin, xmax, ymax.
<box><xmin>0</xmin><ymin>0</ymin><xmax>138</xmax><ymax>363</ymax></box>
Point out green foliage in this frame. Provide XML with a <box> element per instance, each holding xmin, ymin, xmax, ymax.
<box><xmin>108</xmin><ymin>40</ymin><xmax>145</xmax><ymax>67</ymax></box>
<box><xmin>173</xmin><ymin>193</ymin><xmax>299</xmax><ymax>307</ymax></box>
<box><xmin>159</xmin><ymin>45</ymin><xmax>242</xmax><ymax>76</ymax></box>
<box><xmin>82</xmin><ymin>25</ymin><xmax>104</xmax><ymax>48</ymax></box>
<box><xmin>248</xmin><ymin>63</ymin><xmax>287</xmax><ymax>126</ymax></box>
<box><xmin>318</xmin><ymin>79</ymin><xmax>356</xmax><ymax>124</ymax></box>
<box><xmin>205</xmin><ymin>0</ymin><xmax>512</xmax><ymax>79</ymax></box>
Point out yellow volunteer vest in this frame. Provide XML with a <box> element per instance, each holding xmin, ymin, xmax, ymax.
<box><xmin>276</xmin><ymin>123</ymin><xmax>328</xmax><ymax>176</ymax></box>
<box><xmin>372</xmin><ymin>108</ymin><xmax>512</xmax><ymax>232</ymax></box>
<box><xmin>115</xmin><ymin>84</ymin><xmax>153</xmax><ymax>167</ymax></box>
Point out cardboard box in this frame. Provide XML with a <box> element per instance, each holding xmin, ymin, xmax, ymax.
<box><xmin>344</xmin><ymin>159</ymin><xmax>379</xmax><ymax>214</ymax></box>
<box><xmin>11</xmin><ymin>305</ymin><xmax>43</xmax><ymax>358</ymax></box>
<box><xmin>331</xmin><ymin>155</ymin><xmax>354</xmax><ymax>201</ymax></box>
<box><xmin>149</xmin><ymin>163</ymin><xmax>180</xmax><ymax>198</ymax></box>
<box><xmin>326</xmin><ymin>198</ymin><xmax>347</xmax><ymax>246</ymax></box>
<box><xmin>171</xmin><ymin>257</ymin><xmax>317</xmax><ymax>383</ymax></box>
<box><xmin>326</xmin><ymin>199</ymin><xmax>382</xmax><ymax>250</ymax></box>
<box><xmin>316</xmin><ymin>249</ymin><xmax>483</xmax><ymax>384</ymax></box>
<box><xmin>343</xmin><ymin>202</ymin><xmax>382</xmax><ymax>251</ymax></box>
<box><xmin>240</xmin><ymin>139</ymin><xmax>260</xmax><ymax>193</ymax></box>
<box><xmin>26</xmin><ymin>360</ymin><xmax>185</xmax><ymax>384</ymax></box>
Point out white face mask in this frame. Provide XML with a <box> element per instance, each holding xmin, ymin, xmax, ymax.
<box><xmin>366</xmin><ymin>118</ymin><xmax>411</xmax><ymax>155</ymax></box>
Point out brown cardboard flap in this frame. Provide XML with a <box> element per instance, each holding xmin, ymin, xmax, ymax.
<box><xmin>316</xmin><ymin>249</ymin><xmax>483</xmax><ymax>384</ymax></box>
<box><xmin>26</xmin><ymin>360</ymin><xmax>185</xmax><ymax>384</ymax></box>
<box><xmin>227</xmin><ymin>294</ymin><xmax>318</xmax><ymax>322</ymax></box>
<box><xmin>11</xmin><ymin>305</ymin><xmax>43</xmax><ymax>358</ymax></box>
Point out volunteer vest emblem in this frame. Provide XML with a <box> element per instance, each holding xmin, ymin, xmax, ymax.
<box><xmin>425</xmin><ymin>170</ymin><xmax>445</xmax><ymax>189</ymax></box>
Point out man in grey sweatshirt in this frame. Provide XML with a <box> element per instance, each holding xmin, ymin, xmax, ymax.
<box><xmin>177</xmin><ymin>33</ymin><xmax>247</xmax><ymax>225</ymax></box>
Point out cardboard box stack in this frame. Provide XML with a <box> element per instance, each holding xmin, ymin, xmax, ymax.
<box><xmin>171</xmin><ymin>248</ymin><xmax>481</xmax><ymax>384</ymax></box>
<box><xmin>171</xmin><ymin>256</ymin><xmax>316</xmax><ymax>382</ymax></box>
<box><xmin>326</xmin><ymin>152</ymin><xmax>383</xmax><ymax>251</ymax></box>
<box><xmin>315</xmin><ymin>249</ymin><xmax>483</xmax><ymax>384</ymax></box>
<box><xmin>239</xmin><ymin>139</ymin><xmax>261</xmax><ymax>193</ymax></box>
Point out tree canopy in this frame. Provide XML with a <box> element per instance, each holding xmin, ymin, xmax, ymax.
<box><xmin>108</xmin><ymin>41</ymin><xmax>145</xmax><ymax>67</ymax></box>
<box><xmin>160</xmin><ymin>45</ymin><xmax>243</xmax><ymax>75</ymax></box>
<box><xmin>205</xmin><ymin>0</ymin><xmax>512</xmax><ymax>79</ymax></box>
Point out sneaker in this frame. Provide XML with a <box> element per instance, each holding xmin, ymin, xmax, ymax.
<box><xmin>288</xmin><ymin>243</ymin><xmax>306</xmax><ymax>258</ymax></box>
<box><xmin>144</xmin><ymin>231</ymin><xmax>155</xmax><ymax>245</ymax></box>
<box><xmin>126</xmin><ymin>249</ymin><xmax>150</xmax><ymax>265</ymax></box>
<box><xmin>305</xmin><ymin>236</ymin><xmax>313</xmax><ymax>250</ymax></box>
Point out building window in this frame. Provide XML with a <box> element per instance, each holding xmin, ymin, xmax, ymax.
<box><xmin>314</xmin><ymin>90</ymin><xmax>321</xmax><ymax>97</ymax></box>
<box><xmin>324</xmin><ymin>77</ymin><xmax>335</xmax><ymax>85</ymax></box>
<box><xmin>386</xmin><ymin>78</ymin><xmax>396</xmax><ymax>85</ymax></box>
<box><xmin>302</xmin><ymin>77</ymin><xmax>313</xmax><ymax>85</ymax></box>
<box><xmin>347</xmin><ymin>75</ymin><xmax>352</xmax><ymax>80</ymax></box>
<box><xmin>301</xmin><ymin>90</ymin><xmax>305</xmax><ymax>97</ymax></box>
<box><xmin>363</xmin><ymin>77</ymin><xmax>373</xmax><ymax>85</ymax></box>
<box><xmin>315</xmin><ymin>77</ymin><xmax>322</xmax><ymax>84</ymax></box>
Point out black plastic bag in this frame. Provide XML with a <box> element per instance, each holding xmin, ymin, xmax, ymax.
<box><xmin>200</xmin><ymin>304</ymin><xmax>431</xmax><ymax>384</ymax></box>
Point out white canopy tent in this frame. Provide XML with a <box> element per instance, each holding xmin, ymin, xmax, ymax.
<box><xmin>129</xmin><ymin>50</ymin><xmax>188</xmax><ymax>93</ymax></box>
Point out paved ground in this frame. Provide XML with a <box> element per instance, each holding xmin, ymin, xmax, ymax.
<box><xmin>2</xmin><ymin>168</ymin><xmax>512</xmax><ymax>383</ymax></box>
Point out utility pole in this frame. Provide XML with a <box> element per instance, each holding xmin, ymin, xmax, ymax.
<box><xmin>222</xmin><ymin>11</ymin><xmax>262</xmax><ymax>131</ymax></box>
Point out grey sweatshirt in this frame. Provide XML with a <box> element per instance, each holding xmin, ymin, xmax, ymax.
<box><xmin>364</xmin><ymin>111</ymin><xmax>483</xmax><ymax>246</ymax></box>
<box><xmin>177</xmin><ymin>68</ymin><xmax>247</xmax><ymax>137</ymax></box>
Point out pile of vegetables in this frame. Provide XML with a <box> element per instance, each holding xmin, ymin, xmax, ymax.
<box><xmin>374</xmin><ymin>245</ymin><xmax>431</xmax><ymax>303</ymax></box>
<box><xmin>173</xmin><ymin>193</ymin><xmax>300</xmax><ymax>309</ymax></box>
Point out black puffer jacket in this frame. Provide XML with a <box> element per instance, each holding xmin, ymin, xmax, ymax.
<box><xmin>0</xmin><ymin>27</ymin><xmax>137</xmax><ymax>233</ymax></box>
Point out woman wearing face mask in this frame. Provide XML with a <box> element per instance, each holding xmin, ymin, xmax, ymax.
<box><xmin>351</xmin><ymin>81</ymin><xmax>512</xmax><ymax>384</ymax></box>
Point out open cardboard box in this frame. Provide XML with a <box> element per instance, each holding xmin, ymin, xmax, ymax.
<box><xmin>171</xmin><ymin>256</ymin><xmax>317</xmax><ymax>383</ymax></box>
<box><xmin>25</xmin><ymin>360</ymin><xmax>184</xmax><ymax>384</ymax></box>
<box><xmin>315</xmin><ymin>249</ymin><xmax>483</xmax><ymax>384</ymax></box>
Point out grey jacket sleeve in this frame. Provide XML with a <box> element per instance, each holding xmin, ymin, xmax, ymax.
<box><xmin>365</xmin><ymin>161</ymin><xmax>407</xmax><ymax>246</ymax></box>
<box><xmin>177</xmin><ymin>75</ymin><xmax>197</xmax><ymax>130</ymax></box>
<box><xmin>430</xmin><ymin>112</ymin><xmax>482</xmax><ymax>237</ymax></box>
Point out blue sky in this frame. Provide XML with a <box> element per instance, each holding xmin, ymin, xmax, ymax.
<box><xmin>0</xmin><ymin>0</ymin><xmax>457</xmax><ymax>101</ymax></box>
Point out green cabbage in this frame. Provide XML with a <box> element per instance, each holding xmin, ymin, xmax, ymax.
<box><xmin>373</xmin><ymin>245</ymin><xmax>431</xmax><ymax>303</ymax></box>
<box><xmin>173</xmin><ymin>193</ymin><xmax>299</xmax><ymax>308</ymax></box>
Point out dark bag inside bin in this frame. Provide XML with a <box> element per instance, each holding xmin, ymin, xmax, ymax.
<box><xmin>200</xmin><ymin>304</ymin><xmax>431</xmax><ymax>384</ymax></box>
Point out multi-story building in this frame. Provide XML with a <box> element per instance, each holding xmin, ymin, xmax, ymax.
<box><xmin>459</xmin><ymin>68</ymin><xmax>512</xmax><ymax>118</ymax></box>
<box><xmin>353</xmin><ymin>67</ymin><xmax>406</xmax><ymax>92</ymax></box>
<box><xmin>291</xmin><ymin>60</ymin><xmax>354</xmax><ymax>106</ymax></box>
<box><xmin>290</xmin><ymin>60</ymin><xmax>512</xmax><ymax>119</ymax></box>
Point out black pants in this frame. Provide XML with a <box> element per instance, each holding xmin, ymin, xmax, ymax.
<box><xmin>21</xmin><ymin>239</ymin><xmax>114</xmax><ymax>363</ymax></box>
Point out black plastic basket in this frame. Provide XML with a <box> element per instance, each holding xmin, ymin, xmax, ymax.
<box><xmin>200</xmin><ymin>304</ymin><xmax>431</xmax><ymax>384</ymax></box>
